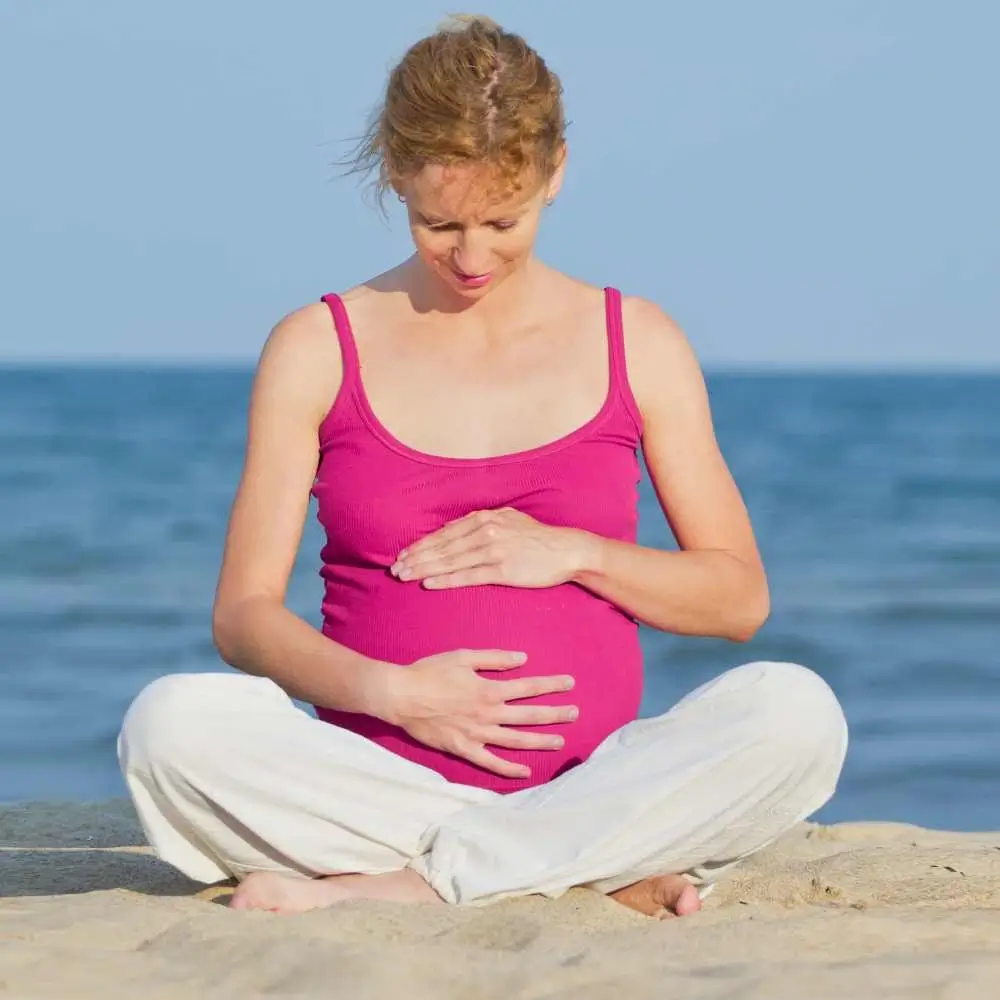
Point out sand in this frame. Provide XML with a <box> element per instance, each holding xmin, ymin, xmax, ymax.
<box><xmin>2</xmin><ymin>801</ymin><xmax>999</xmax><ymax>998</ymax></box>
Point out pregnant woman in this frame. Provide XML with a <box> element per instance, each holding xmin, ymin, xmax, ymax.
<box><xmin>119</xmin><ymin>15</ymin><xmax>847</xmax><ymax>918</ymax></box>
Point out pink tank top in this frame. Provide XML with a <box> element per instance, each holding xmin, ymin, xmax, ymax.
<box><xmin>312</xmin><ymin>287</ymin><xmax>645</xmax><ymax>793</ymax></box>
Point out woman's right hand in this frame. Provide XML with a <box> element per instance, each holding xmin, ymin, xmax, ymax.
<box><xmin>381</xmin><ymin>649</ymin><xmax>578</xmax><ymax>778</ymax></box>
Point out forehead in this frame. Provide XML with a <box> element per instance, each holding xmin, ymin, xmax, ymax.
<box><xmin>404</xmin><ymin>162</ymin><xmax>542</xmax><ymax>219</ymax></box>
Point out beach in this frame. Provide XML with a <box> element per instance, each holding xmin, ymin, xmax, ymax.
<box><xmin>3</xmin><ymin>799</ymin><xmax>999</xmax><ymax>999</ymax></box>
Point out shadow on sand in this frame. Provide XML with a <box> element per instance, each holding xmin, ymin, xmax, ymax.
<box><xmin>0</xmin><ymin>799</ymin><xmax>232</xmax><ymax>900</ymax></box>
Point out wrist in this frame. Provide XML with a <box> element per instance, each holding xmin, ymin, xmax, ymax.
<box><xmin>356</xmin><ymin>658</ymin><xmax>403</xmax><ymax>724</ymax></box>
<box><xmin>565</xmin><ymin>529</ymin><xmax>605</xmax><ymax>584</ymax></box>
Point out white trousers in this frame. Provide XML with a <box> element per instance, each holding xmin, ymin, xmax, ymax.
<box><xmin>118</xmin><ymin>661</ymin><xmax>847</xmax><ymax>906</ymax></box>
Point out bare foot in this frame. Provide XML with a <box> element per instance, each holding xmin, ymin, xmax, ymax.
<box><xmin>609</xmin><ymin>874</ymin><xmax>702</xmax><ymax>919</ymax></box>
<box><xmin>229</xmin><ymin>869</ymin><xmax>443</xmax><ymax>914</ymax></box>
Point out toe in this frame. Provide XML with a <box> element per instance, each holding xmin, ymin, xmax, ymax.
<box><xmin>672</xmin><ymin>884</ymin><xmax>702</xmax><ymax>917</ymax></box>
<box><xmin>228</xmin><ymin>872</ymin><xmax>288</xmax><ymax>912</ymax></box>
<box><xmin>652</xmin><ymin>877</ymin><xmax>702</xmax><ymax>918</ymax></box>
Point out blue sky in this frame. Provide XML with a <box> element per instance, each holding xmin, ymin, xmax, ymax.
<box><xmin>2</xmin><ymin>1</ymin><xmax>997</xmax><ymax>368</ymax></box>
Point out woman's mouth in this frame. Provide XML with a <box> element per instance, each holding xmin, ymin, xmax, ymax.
<box><xmin>450</xmin><ymin>266</ymin><xmax>492</xmax><ymax>288</ymax></box>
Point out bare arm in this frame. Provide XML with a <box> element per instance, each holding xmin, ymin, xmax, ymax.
<box><xmin>570</xmin><ymin>296</ymin><xmax>769</xmax><ymax>642</ymax></box>
<box><xmin>211</xmin><ymin>303</ymin><xmax>397</xmax><ymax>716</ymax></box>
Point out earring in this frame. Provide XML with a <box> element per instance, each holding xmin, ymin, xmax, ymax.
<box><xmin>544</xmin><ymin>197</ymin><xmax>555</xmax><ymax>207</ymax></box>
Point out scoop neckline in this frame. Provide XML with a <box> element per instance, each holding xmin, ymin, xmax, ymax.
<box><xmin>334</xmin><ymin>292</ymin><xmax>618</xmax><ymax>468</ymax></box>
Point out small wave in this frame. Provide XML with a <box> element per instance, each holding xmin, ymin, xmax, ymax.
<box><xmin>894</xmin><ymin>474</ymin><xmax>1000</xmax><ymax>503</ymax></box>
<box><xmin>861</xmin><ymin>600</ymin><xmax>1000</xmax><ymax>626</ymax></box>
<box><xmin>0</xmin><ymin>605</ymin><xmax>204</xmax><ymax>631</ymax></box>
<box><xmin>0</xmin><ymin>539</ymin><xmax>140</xmax><ymax>581</ymax></box>
<box><xmin>864</xmin><ymin>658</ymin><xmax>997</xmax><ymax>695</ymax></box>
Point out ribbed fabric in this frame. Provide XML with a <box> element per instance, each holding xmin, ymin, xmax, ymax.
<box><xmin>311</xmin><ymin>288</ymin><xmax>645</xmax><ymax>793</ymax></box>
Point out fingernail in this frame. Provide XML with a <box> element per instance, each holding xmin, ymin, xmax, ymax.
<box><xmin>398</xmin><ymin>568</ymin><xmax>412</xmax><ymax>580</ymax></box>
<box><xmin>511</xmin><ymin>652</ymin><xmax>527</xmax><ymax>663</ymax></box>
<box><xmin>568</xmin><ymin>707</ymin><xmax>579</xmax><ymax>720</ymax></box>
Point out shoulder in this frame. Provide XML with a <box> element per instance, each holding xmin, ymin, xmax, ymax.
<box><xmin>251</xmin><ymin>299</ymin><xmax>343</xmax><ymax>425</ymax></box>
<box><xmin>262</xmin><ymin>299</ymin><xmax>339</xmax><ymax>355</ymax></box>
<box><xmin>619</xmin><ymin>294</ymin><xmax>699</xmax><ymax>372</ymax></box>
<box><xmin>617</xmin><ymin>294</ymin><xmax>708</xmax><ymax>420</ymax></box>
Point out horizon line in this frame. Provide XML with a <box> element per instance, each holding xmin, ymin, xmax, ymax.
<box><xmin>1</xmin><ymin>359</ymin><xmax>999</xmax><ymax>377</ymax></box>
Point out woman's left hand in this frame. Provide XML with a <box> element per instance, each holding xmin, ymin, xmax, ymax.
<box><xmin>391</xmin><ymin>509</ymin><xmax>596</xmax><ymax>590</ymax></box>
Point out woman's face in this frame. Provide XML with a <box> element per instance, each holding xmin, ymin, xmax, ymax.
<box><xmin>398</xmin><ymin>158</ymin><xmax>563</xmax><ymax>300</ymax></box>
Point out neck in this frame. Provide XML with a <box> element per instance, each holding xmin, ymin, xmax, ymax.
<box><xmin>402</xmin><ymin>255</ymin><xmax>542</xmax><ymax>326</ymax></box>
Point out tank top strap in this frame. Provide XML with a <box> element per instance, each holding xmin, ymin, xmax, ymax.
<box><xmin>603</xmin><ymin>286</ymin><xmax>644</xmax><ymax>433</ymax></box>
<box><xmin>321</xmin><ymin>293</ymin><xmax>361</xmax><ymax>395</ymax></box>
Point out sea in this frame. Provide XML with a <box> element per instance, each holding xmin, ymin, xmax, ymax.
<box><xmin>1</xmin><ymin>368</ymin><xmax>998</xmax><ymax>831</ymax></box>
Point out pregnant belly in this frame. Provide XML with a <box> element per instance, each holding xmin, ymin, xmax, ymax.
<box><xmin>318</xmin><ymin>582</ymin><xmax>644</xmax><ymax>793</ymax></box>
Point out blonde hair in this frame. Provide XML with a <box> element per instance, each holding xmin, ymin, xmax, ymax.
<box><xmin>347</xmin><ymin>15</ymin><xmax>566</xmax><ymax>207</ymax></box>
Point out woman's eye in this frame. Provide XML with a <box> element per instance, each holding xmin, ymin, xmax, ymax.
<box><xmin>422</xmin><ymin>220</ymin><xmax>517</xmax><ymax>232</ymax></box>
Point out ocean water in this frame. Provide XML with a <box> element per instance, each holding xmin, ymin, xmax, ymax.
<box><xmin>1</xmin><ymin>368</ymin><xmax>998</xmax><ymax>830</ymax></box>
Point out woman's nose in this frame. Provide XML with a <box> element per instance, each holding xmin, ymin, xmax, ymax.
<box><xmin>452</xmin><ymin>232</ymin><xmax>490</xmax><ymax>274</ymax></box>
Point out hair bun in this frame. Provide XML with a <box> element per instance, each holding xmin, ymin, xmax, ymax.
<box><xmin>343</xmin><ymin>14</ymin><xmax>565</xmax><ymax>209</ymax></box>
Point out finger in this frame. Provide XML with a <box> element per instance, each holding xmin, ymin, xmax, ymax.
<box><xmin>491</xmin><ymin>674</ymin><xmax>577</xmax><ymax>700</ymax></box>
<box><xmin>461</xmin><ymin>743</ymin><xmax>531</xmax><ymax>779</ymax></box>
<box><xmin>423</xmin><ymin>565</ymin><xmax>500</xmax><ymax>589</ymax></box>
<box><xmin>481</xmin><ymin>725</ymin><xmax>566</xmax><ymax>750</ymax></box>
<box><xmin>453</xmin><ymin>649</ymin><xmax>527</xmax><ymax>671</ymax></box>
<box><xmin>412</xmin><ymin>527</ymin><xmax>495</xmax><ymax>567</ymax></box>
<box><xmin>495</xmin><ymin>703</ymin><xmax>580</xmax><ymax>726</ymax></box>
<box><xmin>398</xmin><ymin>512</ymin><xmax>488</xmax><ymax>561</ymax></box>
<box><xmin>398</xmin><ymin>544</ymin><xmax>493</xmax><ymax>582</ymax></box>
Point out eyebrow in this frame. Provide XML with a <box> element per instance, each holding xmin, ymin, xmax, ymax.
<box><xmin>417</xmin><ymin>212</ymin><xmax>522</xmax><ymax>225</ymax></box>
